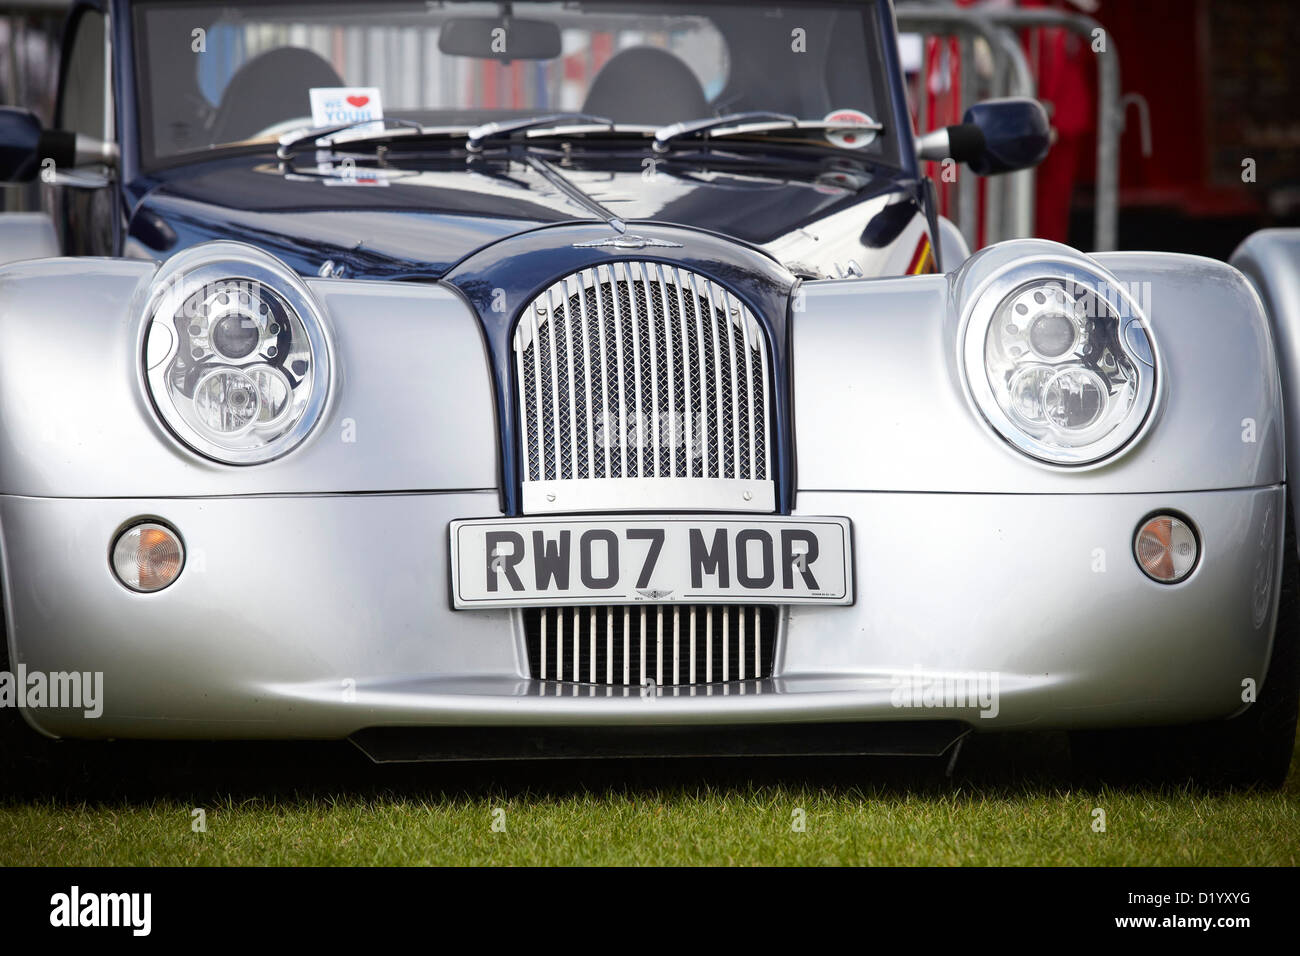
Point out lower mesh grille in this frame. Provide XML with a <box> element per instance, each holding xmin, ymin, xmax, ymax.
<box><xmin>525</xmin><ymin>605</ymin><xmax>777</xmax><ymax>686</ymax></box>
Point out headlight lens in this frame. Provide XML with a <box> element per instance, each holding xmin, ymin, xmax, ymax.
<box><xmin>964</xmin><ymin>267</ymin><xmax>1157</xmax><ymax>465</ymax></box>
<box><xmin>143</xmin><ymin>243</ymin><xmax>330</xmax><ymax>464</ymax></box>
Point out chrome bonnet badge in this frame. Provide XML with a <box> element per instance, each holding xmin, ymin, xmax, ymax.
<box><xmin>572</xmin><ymin>235</ymin><xmax>683</xmax><ymax>250</ymax></box>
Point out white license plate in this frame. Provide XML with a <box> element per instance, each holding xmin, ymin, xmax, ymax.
<box><xmin>450</xmin><ymin>515</ymin><xmax>852</xmax><ymax>608</ymax></box>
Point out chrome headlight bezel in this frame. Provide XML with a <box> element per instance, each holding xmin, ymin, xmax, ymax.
<box><xmin>960</xmin><ymin>258</ymin><xmax>1159</xmax><ymax>466</ymax></box>
<box><xmin>142</xmin><ymin>242</ymin><xmax>331</xmax><ymax>465</ymax></box>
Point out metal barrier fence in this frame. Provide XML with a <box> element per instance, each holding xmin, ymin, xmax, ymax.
<box><xmin>896</xmin><ymin>1</ymin><xmax>1121</xmax><ymax>252</ymax></box>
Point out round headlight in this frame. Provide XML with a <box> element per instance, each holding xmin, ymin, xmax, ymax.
<box><xmin>142</xmin><ymin>243</ymin><xmax>330</xmax><ymax>464</ymax></box>
<box><xmin>962</xmin><ymin>263</ymin><xmax>1157</xmax><ymax>465</ymax></box>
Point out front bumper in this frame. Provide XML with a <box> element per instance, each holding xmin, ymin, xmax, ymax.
<box><xmin>1</xmin><ymin>486</ymin><xmax>1282</xmax><ymax>740</ymax></box>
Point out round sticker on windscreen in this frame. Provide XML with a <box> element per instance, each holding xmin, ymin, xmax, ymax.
<box><xmin>823</xmin><ymin>109</ymin><xmax>878</xmax><ymax>149</ymax></box>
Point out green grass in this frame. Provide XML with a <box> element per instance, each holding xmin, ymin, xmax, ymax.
<box><xmin>1</xmin><ymin>733</ymin><xmax>1296</xmax><ymax>865</ymax></box>
<box><xmin>2</xmin><ymin>787</ymin><xmax>1297</xmax><ymax>866</ymax></box>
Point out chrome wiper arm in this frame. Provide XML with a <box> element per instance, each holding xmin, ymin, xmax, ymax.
<box><xmin>276</xmin><ymin>118</ymin><xmax>426</xmax><ymax>159</ymax></box>
<box><xmin>466</xmin><ymin>113</ymin><xmax>613</xmax><ymax>152</ymax></box>
<box><xmin>652</xmin><ymin>112</ymin><xmax>797</xmax><ymax>153</ymax></box>
<box><xmin>711</xmin><ymin>118</ymin><xmax>884</xmax><ymax>140</ymax></box>
<box><xmin>653</xmin><ymin>113</ymin><xmax>884</xmax><ymax>152</ymax></box>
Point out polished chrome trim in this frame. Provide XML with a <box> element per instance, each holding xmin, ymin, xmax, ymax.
<box><xmin>546</xmin><ymin>285</ymin><xmax>563</xmax><ymax>479</ymax></box>
<box><xmin>608</xmin><ymin>263</ymin><xmax>629</xmax><ymax>478</ymax></box>
<box><xmin>571</xmin><ymin>235</ymin><xmax>681</xmax><ymax>250</ymax></box>
<box><xmin>515</xmin><ymin>263</ymin><xmax>774</xmax><ymax>512</ymax></box>
<box><xmin>562</xmin><ymin>279</ymin><xmax>579</xmax><ymax>478</ymax></box>
<box><xmin>959</xmin><ymin>257</ymin><xmax>1161</xmax><ymax>466</ymax></box>
<box><xmin>670</xmin><ymin>265</ymin><xmax>694</xmax><ymax>478</ymax></box>
<box><xmin>722</xmin><ymin>606</ymin><xmax>730</xmax><ymax>682</ymax></box>
<box><xmin>689</xmin><ymin>606</ymin><xmax>697</xmax><ymax>684</ymax></box>
<box><xmin>706</xmin><ymin>607</ymin><xmax>714</xmax><ymax>683</ymax></box>
<box><xmin>739</xmin><ymin>605</ymin><xmax>746</xmax><ymax>681</ymax></box>
<box><xmin>525</xmin><ymin>604</ymin><xmax>777</xmax><ymax>690</ymax></box>
<box><xmin>522</xmin><ymin>477</ymin><xmax>774</xmax><ymax>513</ymax></box>
<box><xmin>622</xmin><ymin>606</ymin><xmax>630</xmax><ymax>685</ymax></box>
<box><xmin>654</xmin><ymin>263</ymin><xmax>678</xmax><ymax>478</ymax></box>
<box><xmin>530</xmin><ymin>300</ymin><xmax>544</xmax><ymax>479</ymax></box>
<box><xmin>572</xmin><ymin>606</ymin><xmax>580</xmax><ymax>684</ymax></box>
<box><xmin>605</xmin><ymin>606</ymin><xmax>614</xmax><ymax>684</ymax></box>
<box><xmin>735</xmin><ymin>289</ymin><xmax>757</xmax><ymax>480</ymax></box>
<box><xmin>623</xmin><ymin>262</ymin><xmax>645</xmax><ymax>476</ymax></box>
<box><xmin>575</xmin><ymin>275</ymin><xmax>596</xmax><ymax>480</ymax></box>
<box><xmin>701</xmin><ymin>272</ymin><xmax>726</xmax><ymax>477</ymax></box>
<box><xmin>141</xmin><ymin>242</ymin><xmax>332</xmax><ymax>466</ymax></box>
<box><xmin>540</xmin><ymin>607</ymin><xmax>548</xmax><ymax>679</ymax></box>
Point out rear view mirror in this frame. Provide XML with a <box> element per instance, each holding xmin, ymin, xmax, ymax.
<box><xmin>438</xmin><ymin>17</ymin><xmax>562</xmax><ymax>61</ymax></box>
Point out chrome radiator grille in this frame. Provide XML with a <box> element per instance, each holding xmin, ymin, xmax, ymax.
<box><xmin>514</xmin><ymin>262</ymin><xmax>773</xmax><ymax>513</ymax></box>
<box><xmin>525</xmin><ymin>605</ymin><xmax>777</xmax><ymax>687</ymax></box>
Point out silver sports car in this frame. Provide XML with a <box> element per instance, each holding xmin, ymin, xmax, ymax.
<box><xmin>0</xmin><ymin>0</ymin><xmax>1296</xmax><ymax>786</ymax></box>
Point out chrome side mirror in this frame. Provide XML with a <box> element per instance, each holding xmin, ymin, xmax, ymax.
<box><xmin>0</xmin><ymin>106</ymin><xmax>117</xmax><ymax>183</ymax></box>
<box><xmin>916</xmin><ymin>97</ymin><xmax>1050</xmax><ymax>175</ymax></box>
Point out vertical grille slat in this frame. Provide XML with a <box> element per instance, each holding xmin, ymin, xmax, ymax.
<box><xmin>706</xmin><ymin>606</ymin><xmax>714</xmax><ymax>683</ymax></box>
<box><xmin>606</xmin><ymin>265</ymin><xmax>629</xmax><ymax>480</ymax></box>
<box><xmin>556</xmin><ymin>605</ymin><xmax>564</xmax><ymax>680</ymax></box>
<box><xmin>623</xmin><ymin>263</ymin><xmax>645</xmax><ymax>479</ymax></box>
<box><xmin>525</xmin><ymin>605</ymin><xmax>777</xmax><ymax>687</ymax></box>
<box><xmin>622</xmin><ymin>606</ymin><xmax>631</xmax><ymax>685</ymax></box>
<box><xmin>719</xmin><ymin>285</ymin><xmax>742</xmax><ymax>480</ymax></box>
<box><xmin>575</xmin><ymin>274</ymin><xmax>595</xmax><ymax>480</ymax></box>
<box><xmin>637</xmin><ymin>263</ymin><xmax>662</xmax><ymax>478</ymax></box>
<box><xmin>670</xmin><ymin>267</ymin><xmax>694</xmax><ymax>479</ymax></box>
<box><xmin>638</xmin><ymin>605</ymin><xmax>647</xmax><ymax>684</ymax></box>
<box><xmin>757</xmin><ymin>304</ymin><xmax>771</xmax><ymax>487</ymax></box>
<box><xmin>559</xmin><ymin>277</ymin><xmax>582</xmax><ymax>480</ymax></box>
<box><xmin>653</xmin><ymin>264</ymin><xmax>679</xmax><ymax>479</ymax></box>
<box><xmin>517</xmin><ymin>262</ymin><xmax>772</xmax><ymax>510</ymax></box>
<box><xmin>540</xmin><ymin>607</ymin><xmax>548</xmax><ymax>679</ymax></box>
<box><xmin>655</xmin><ymin>604</ymin><xmax>664</xmax><ymax>686</ymax></box>
<box><xmin>572</xmin><ymin>606</ymin><xmax>580</xmax><ymax>684</ymax></box>
<box><xmin>606</xmin><ymin>607</ymin><xmax>614</xmax><ymax>684</ymax></box>
<box><xmin>683</xmin><ymin>267</ymin><xmax>710</xmax><ymax>479</ymax></box>
<box><xmin>734</xmin><ymin>290</ymin><xmax>757</xmax><ymax>482</ymax></box>
<box><xmin>672</xmin><ymin>605</ymin><xmax>680</xmax><ymax>686</ymax></box>
<box><xmin>722</xmin><ymin>605</ymin><xmax>730</xmax><ymax>682</ymax></box>
<box><xmin>530</xmin><ymin>302</ymin><xmax>545</xmax><ymax>481</ymax></box>
<box><xmin>545</xmin><ymin>288</ymin><xmax>564</xmax><ymax>481</ymax></box>
<box><xmin>700</xmin><ymin>274</ymin><xmax>726</xmax><ymax>478</ymax></box>
<box><xmin>738</xmin><ymin>605</ymin><xmax>746</xmax><ymax>681</ymax></box>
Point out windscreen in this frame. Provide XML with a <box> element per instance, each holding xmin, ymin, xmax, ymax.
<box><xmin>134</xmin><ymin>0</ymin><xmax>897</xmax><ymax>166</ymax></box>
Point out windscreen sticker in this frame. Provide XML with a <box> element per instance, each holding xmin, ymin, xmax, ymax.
<box><xmin>822</xmin><ymin>109</ymin><xmax>877</xmax><ymax>149</ymax></box>
<box><xmin>309</xmin><ymin>87</ymin><xmax>384</xmax><ymax>130</ymax></box>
